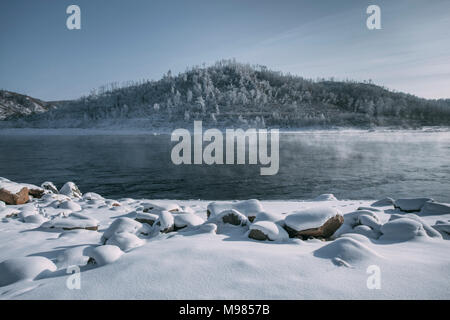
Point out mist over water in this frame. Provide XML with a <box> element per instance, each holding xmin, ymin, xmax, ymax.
<box><xmin>0</xmin><ymin>131</ymin><xmax>449</xmax><ymax>202</ymax></box>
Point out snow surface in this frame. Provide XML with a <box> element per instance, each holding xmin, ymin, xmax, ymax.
<box><xmin>0</xmin><ymin>180</ymin><xmax>449</xmax><ymax>299</ymax></box>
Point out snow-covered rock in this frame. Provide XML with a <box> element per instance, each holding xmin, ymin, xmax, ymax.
<box><xmin>59</xmin><ymin>182</ymin><xmax>82</xmax><ymax>198</ymax></box>
<box><xmin>312</xmin><ymin>194</ymin><xmax>337</xmax><ymax>201</ymax></box>
<box><xmin>314</xmin><ymin>237</ymin><xmax>380</xmax><ymax>265</ymax></box>
<box><xmin>141</xmin><ymin>202</ymin><xmax>181</xmax><ymax>214</ymax></box>
<box><xmin>371</xmin><ymin>197</ymin><xmax>394</xmax><ymax>207</ymax></box>
<box><xmin>102</xmin><ymin>217</ymin><xmax>150</xmax><ymax>242</ymax></box>
<box><xmin>249</xmin><ymin>221</ymin><xmax>289</xmax><ymax>241</ymax></box>
<box><xmin>41</xmin><ymin>181</ymin><xmax>58</xmax><ymax>194</ymax></box>
<box><xmin>57</xmin><ymin>245</ymin><xmax>90</xmax><ymax>268</ymax></box>
<box><xmin>379</xmin><ymin>218</ymin><xmax>427</xmax><ymax>241</ymax></box>
<box><xmin>389</xmin><ymin>213</ymin><xmax>442</xmax><ymax>239</ymax></box>
<box><xmin>82</xmin><ymin>192</ymin><xmax>104</xmax><ymax>201</ymax></box>
<box><xmin>394</xmin><ymin>198</ymin><xmax>433</xmax><ymax>212</ymax></box>
<box><xmin>135</xmin><ymin>212</ymin><xmax>159</xmax><ymax>226</ymax></box>
<box><xmin>207</xmin><ymin>199</ymin><xmax>264</xmax><ymax>221</ymax></box>
<box><xmin>432</xmin><ymin>220</ymin><xmax>450</xmax><ymax>236</ymax></box>
<box><xmin>56</xmin><ymin>200</ymin><xmax>82</xmax><ymax>212</ymax></box>
<box><xmin>105</xmin><ymin>233</ymin><xmax>145</xmax><ymax>252</ymax></box>
<box><xmin>84</xmin><ymin>245</ymin><xmax>123</xmax><ymax>266</ymax></box>
<box><xmin>419</xmin><ymin>202</ymin><xmax>450</xmax><ymax>215</ymax></box>
<box><xmin>41</xmin><ymin>213</ymin><xmax>99</xmax><ymax>231</ymax></box>
<box><xmin>334</xmin><ymin>210</ymin><xmax>382</xmax><ymax>239</ymax></box>
<box><xmin>210</xmin><ymin>209</ymin><xmax>248</xmax><ymax>226</ymax></box>
<box><xmin>283</xmin><ymin>207</ymin><xmax>343</xmax><ymax>238</ymax></box>
<box><xmin>0</xmin><ymin>256</ymin><xmax>57</xmax><ymax>287</ymax></box>
<box><xmin>155</xmin><ymin>211</ymin><xmax>175</xmax><ymax>233</ymax></box>
<box><xmin>252</xmin><ymin>211</ymin><xmax>284</xmax><ymax>224</ymax></box>
<box><xmin>24</xmin><ymin>214</ymin><xmax>48</xmax><ymax>224</ymax></box>
<box><xmin>173</xmin><ymin>213</ymin><xmax>204</xmax><ymax>230</ymax></box>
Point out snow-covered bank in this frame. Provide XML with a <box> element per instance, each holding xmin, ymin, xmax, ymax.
<box><xmin>0</xmin><ymin>178</ymin><xmax>449</xmax><ymax>299</ymax></box>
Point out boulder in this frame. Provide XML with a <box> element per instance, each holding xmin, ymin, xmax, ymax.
<box><xmin>41</xmin><ymin>213</ymin><xmax>99</xmax><ymax>231</ymax></box>
<box><xmin>312</xmin><ymin>194</ymin><xmax>337</xmax><ymax>201</ymax></box>
<box><xmin>207</xmin><ymin>199</ymin><xmax>263</xmax><ymax>221</ymax></box>
<box><xmin>173</xmin><ymin>213</ymin><xmax>204</xmax><ymax>230</ymax></box>
<box><xmin>334</xmin><ymin>210</ymin><xmax>382</xmax><ymax>239</ymax></box>
<box><xmin>59</xmin><ymin>182</ymin><xmax>82</xmax><ymax>198</ymax></box>
<box><xmin>420</xmin><ymin>202</ymin><xmax>450</xmax><ymax>215</ymax></box>
<box><xmin>283</xmin><ymin>207</ymin><xmax>343</xmax><ymax>239</ymax></box>
<box><xmin>106</xmin><ymin>233</ymin><xmax>145</xmax><ymax>252</ymax></box>
<box><xmin>394</xmin><ymin>198</ymin><xmax>433</xmax><ymax>212</ymax></box>
<box><xmin>371</xmin><ymin>197</ymin><xmax>394</xmax><ymax>207</ymax></box>
<box><xmin>249</xmin><ymin>221</ymin><xmax>289</xmax><ymax>241</ymax></box>
<box><xmin>0</xmin><ymin>186</ymin><xmax>29</xmax><ymax>205</ymax></box>
<box><xmin>102</xmin><ymin>217</ymin><xmax>150</xmax><ymax>242</ymax></box>
<box><xmin>84</xmin><ymin>245</ymin><xmax>123</xmax><ymax>266</ymax></box>
<box><xmin>41</xmin><ymin>181</ymin><xmax>58</xmax><ymax>194</ymax></box>
<box><xmin>155</xmin><ymin>211</ymin><xmax>175</xmax><ymax>233</ymax></box>
<box><xmin>0</xmin><ymin>256</ymin><xmax>57</xmax><ymax>287</ymax></box>
<box><xmin>135</xmin><ymin>212</ymin><xmax>159</xmax><ymax>226</ymax></box>
<box><xmin>379</xmin><ymin>218</ymin><xmax>427</xmax><ymax>241</ymax></box>
<box><xmin>214</xmin><ymin>209</ymin><xmax>248</xmax><ymax>226</ymax></box>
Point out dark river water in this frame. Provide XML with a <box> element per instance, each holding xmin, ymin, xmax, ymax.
<box><xmin>0</xmin><ymin>130</ymin><xmax>449</xmax><ymax>202</ymax></box>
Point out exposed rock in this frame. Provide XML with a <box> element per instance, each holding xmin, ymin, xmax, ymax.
<box><xmin>41</xmin><ymin>181</ymin><xmax>58</xmax><ymax>194</ymax></box>
<box><xmin>283</xmin><ymin>207</ymin><xmax>343</xmax><ymax>239</ymax></box>
<box><xmin>285</xmin><ymin>214</ymin><xmax>344</xmax><ymax>239</ymax></box>
<box><xmin>215</xmin><ymin>209</ymin><xmax>248</xmax><ymax>226</ymax></box>
<box><xmin>394</xmin><ymin>198</ymin><xmax>433</xmax><ymax>212</ymax></box>
<box><xmin>249</xmin><ymin>221</ymin><xmax>289</xmax><ymax>241</ymax></box>
<box><xmin>155</xmin><ymin>211</ymin><xmax>175</xmax><ymax>233</ymax></box>
<box><xmin>0</xmin><ymin>186</ymin><xmax>29</xmax><ymax>205</ymax></box>
<box><xmin>173</xmin><ymin>213</ymin><xmax>204</xmax><ymax>230</ymax></box>
<box><xmin>135</xmin><ymin>212</ymin><xmax>159</xmax><ymax>226</ymax></box>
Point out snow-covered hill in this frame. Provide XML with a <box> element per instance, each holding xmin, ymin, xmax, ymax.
<box><xmin>0</xmin><ymin>90</ymin><xmax>56</xmax><ymax>120</ymax></box>
<box><xmin>1</xmin><ymin>61</ymin><xmax>450</xmax><ymax>129</ymax></box>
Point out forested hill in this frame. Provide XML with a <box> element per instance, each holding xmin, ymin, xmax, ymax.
<box><xmin>2</xmin><ymin>60</ymin><xmax>450</xmax><ymax>129</ymax></box>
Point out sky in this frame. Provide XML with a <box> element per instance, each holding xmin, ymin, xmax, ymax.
<box><xmin>0</xmin><ymin>0</ymin><xmax>449</xmax><ymax>101</ymax></box>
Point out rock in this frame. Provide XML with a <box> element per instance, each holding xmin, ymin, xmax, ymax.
<box><xmin>57</xmin><ymin>200</ymin><xmax>82</xmax><ymax>212</ymax></box>
<box><xmin>207</xmin><ymin>199</ymin><xmax>264</xmax><ymax>221</ymax></box>
<box><xmin>23</xmin><ymin>214</ymin><xmax>48</xmax><ymax>224</ymax></box>
<box><xmin>394</xmin><ymin>198</ymin><xmax>433</xmax><ymax>212</ymax></box>
<box><xmin>314</xmin><ymin>238</ymin><xmax>380</xmax><ymax>265</ymax></box>
<box><xmin>59</xmin><ymin>182</ymin><xmax>82</xmax><ymax>198</ymax></box>
<box><xmin>135</xmin><ymin>212</ymin><xmax>159</xmax><ymax>226</ymax></box>
<box><xmin>334</xmin><ymin>210</ymin><xmax>381</xmax><ymax>239</ymax></box>
<box><xmin>41</xmin><ymin>181</ymin><xmax>58</xmax><ymax>194</ymax></box>
<box><xmin>389</xmin><ymin>213</ymin><xmax>442</xmax><ymax>238</ymax></box>
<box><xmin>84</xmin><ymin>245</ymin><xmax>123</xmax><ymax>266</ymax></box>
<box><xmin>371</xmin><ymin>197</ymin><xmax>395</xmax><ymax>207</ymax></box>
<box><xmin>82</xmin><ymin>192</ymin><xmax>104</xmax><ymax>201</ymax></box>
<box><xmin>312</xmin><ymin>194</ymin><xmax>337</xmax><ymax>201</ymax></box>
<box><xmin>352</xmin><ymin>225</ymin><xmax>381</xmax><ymax>239</ymax></box>
<box><xmin>57</xmin><ymin>246</ymin><xmax>90</xmax><ymax>268</ymax></box>
<box><xmin>173</xmin><ymin>213</ymin><xmax>204</xmax><ymax>230</ymax></box>
<box><xmin>141</xmin><ymin>202</ymin><xmax>181</xmax><ymax>214</ymax></box>
<box><xmin>357</xmin><ymin>206</ymin><xmax>381</xmax><ymax>212</ymax></box>
<box><xmin>252</xmin><ymin>211</ymin><xmax>284</xmax><ymax>224</ymax></box>
<box><xmin>249</xmin><ymin>221</ymin><xmax>289</xmax><ymax>241</ymax></box>
<box><xmin>0</xmin><ymin>256</ymin><xmax>57</xmax><ymax>287</ymax></box>
<box><xmin>216</xmin><ymin>209</ymin><xmax>248</xmax><ymax>226</ymax></box>
<box><xmin>432</xmin><ymin>221</ymin><xmax>450</xmax><ymax>235</ymax></box>
<box><xmin>155</xmin><ymin>211</ymin><xmax>175</xmax><ymax>233</ymax></box>
<box><xmin>102</xmin><ymin>217</ymin><xmax>150</xmax><ymax>242</ymax></box>
<box><xmin>106</xmin><ymin>233</ymin><xmax>145</xmax><ymax>252</ymax></box>
<box><xmin>420</xmin><ymin>202</ymin><xmax>450</xmax><ymax>215</ymax></box>
<box><xmin>0</xmin><ymin>186</ymin><xmax>29</xmax><ymax>205</ymax></box>
<box><xmin>379</xmin><ymin>218</ymin><xmax>427</xmax><ymax>241</ymax></box>
<box><xmin>41</xmin><ymin>213</ymin><xmax>99</xmax><ymax>231</ymax></box>
<box><xmin>284</xmin><ymin>207</ymin><xmax>343</xmax><ymax>239</ymax></box>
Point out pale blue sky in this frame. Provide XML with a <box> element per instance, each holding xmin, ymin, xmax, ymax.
<box><xmin>0</xmin><ymin>0</ymin><xmax>449</xmax><ymax>100</ymax></box>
